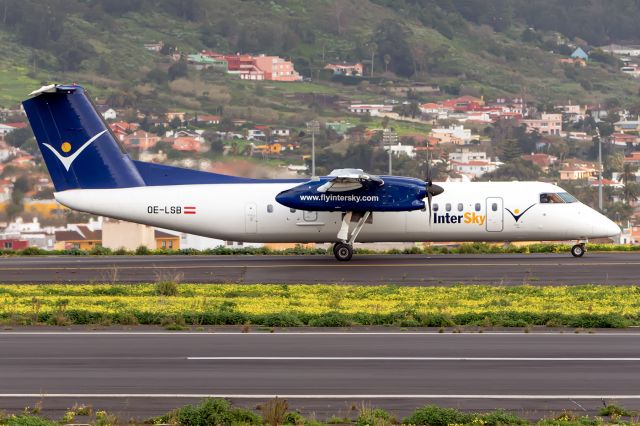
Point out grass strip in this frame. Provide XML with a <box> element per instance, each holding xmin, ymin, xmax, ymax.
<box><xmin>0</xmin><ymin>283</ymin><xmax>637</xmax><ymax>328</ymax></box>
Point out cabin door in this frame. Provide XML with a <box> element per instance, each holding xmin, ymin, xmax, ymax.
<box><xmin>485</xmin><ymin>197</ymin><xmax>503</xmax><ymax>232</ymax></box>
<box><xmin>245</xmin><ymin>203</ymin><xmax>257</xmax><ymax>234</ymax></box>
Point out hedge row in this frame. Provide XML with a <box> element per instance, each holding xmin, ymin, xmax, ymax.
<box><xmin>1</xmin><ymin>242</ymin><xmax>639</xmax><ymax>257</ymax></box>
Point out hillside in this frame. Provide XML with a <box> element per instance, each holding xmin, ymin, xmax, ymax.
<box><xmin>0</xmin><ymin>0</ymin><xmax>638</xmax><ymax>114</ymax></box>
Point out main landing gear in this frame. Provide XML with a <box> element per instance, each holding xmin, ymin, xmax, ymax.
<box><xmin>571</xmin><ymin>242</ymin><xmax>586</xmax><ymax>258</ymax></box>
<box><xmin>333</xmin><ymin>211</ymin><xmax>370</xmax><ymax>261</ymax></box>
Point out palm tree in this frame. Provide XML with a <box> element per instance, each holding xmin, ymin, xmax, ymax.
<box><xmin>621</xmin><ymin>163</ymin><xmax>640</xmax><ymax>204</ymax></box>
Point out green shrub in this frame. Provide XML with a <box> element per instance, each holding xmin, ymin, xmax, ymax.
<box><xmin>480</xmin><ymin>409</ymin><xmax>527</xmax><ymax>425</ymax></box>
<box><xmin>283</xmin><ymin>411</ymin><xmax>306</xmax><ymax>425</ymax></box>
<box><xmin>155</xmin><ymin>281</ymin><xmax>179</xmax><ymax>296</ymax></box>
<box><xmin>599</xmin><ymin>403</ymin><xmax>632</xmax><ymax>417</ymax></box>
<box><xmin>260</xmin><ymin>398</ymin><xmax>288</xmax><ymax>426</ymax></box>
<box><xmin>157</xmin><ymin>398</ymin><xmax>261</xmax><ymax>426</ymax></box>
<box><xmin>355</xmin><ymin>407</ymin><xmax>393</xmax><ymax>426</ymax></box>
<box><xmin>19</xmin><ymin>247</ymin><xmax>44</xmax><ymax>256</ymax></box>
<box><xmin>403</xmin><ymin>405</ymin><xmax>472</xmax><ymax>426</ymax></box>
<box><xmin>88</xmin><ymin>245</ymin><xmax>111</xmax><ymax>255</ymax></box>
<box><xmin>4</xmin><ymin>414</ymin><xmax>57</xmax><ymax>426</ymax></box>
<box><xmin>135</xmin><ymin>245</ymin><xmax>150</xmax><ymax>255</ymax></box>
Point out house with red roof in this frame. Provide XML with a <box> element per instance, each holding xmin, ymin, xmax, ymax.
<box><xmin>110</xmin><ymin>121</ymin><xmax>139</xmax><ymax>139</ymax></box>
<box><xmin>122</xmin><ymin>131</ymin><xmax>160</xmax><ymax>150</ymax></box>
<box><xmin>521</xmin><ymin>153</ymin><xmax>558</xmax><ymax>172</ymax></box>
<box><xmin>610</xmin><ymin>133</ymin><xmax>639</xmax><ymax>146</ymax></box>
<box><xmin>195</xmin><ymin>114</ymin><xmax>220</xmax><ymax>125</ymax></box>
<box><xmin>171</xmin><ymin>137</ymin><xmax>202</xmax><ymax>152</ymax></box>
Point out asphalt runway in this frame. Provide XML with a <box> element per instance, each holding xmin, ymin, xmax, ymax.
<box><xmin>1</xmin><ymin>252</ymin><xmax>639</xmax><ymax>285</ymax></box>
<box><xmin>1</xmin><ymin>332</ymin><xmax>640</xmax><ymax>419</ymax></box>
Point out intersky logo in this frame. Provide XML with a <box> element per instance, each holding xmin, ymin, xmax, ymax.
<box><xmin>42</xmin><ymin>130</ymin><xmax>107</xmax><ymax>171</ymax></box>
<box><xmin>505</xmin><ymin>203</ymin><xmax>536</xmax><ymax>222</ymax></box>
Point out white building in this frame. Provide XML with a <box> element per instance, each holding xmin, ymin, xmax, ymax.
<box><xmin>0</xmin><ymin>217</ymin><xmax>55</xmax><ymax>250</ymax></box>
<box><xmin>383</xmin><ymin>143</ymin><xmax>416</xmax><ymax>158</ymax></box>
<box><xmin>349</xmin><ymin>104</ymin><xmax>394</xmax><ymax>116</ymax></box>
<box><xmin>180</xmin><ymin>233</ymin><xmax>263</xmax><ymax>250</ymax></box>
<box><xmin>449</xmin><ymin>149</ymin><xmax>488</xmax><ymax>163</ymax></box>
<box><xmin>247</xmin><ymin>129</ymin><xmax>266</xmax><ymax>140</ymax></box>
<box><xmin>450</xmin><ymin>160</ymin><xmax>502</xmax><ymax>178</ymax></box>
<box><xmin>601</xmin><ymin>44</ymin><xmax>640</xmax><ymax>57</ymax></box>
<box><xmin>272</xmin><ymin>129</ymin><xmax>290</xmax><ymax>137</ymax></box>
<box><xmin>522</xmin><ymin>113</ymin><xmax>562</xmax><ymax>136</ymax></box>
<box><xmin>430</xmin><ymin>125</ymin><xmax>472</xmax><ymax>144</ymax></box>
<box><xmin>0</xmin><ymin>124</ymin><xmax>18</xmax><ymax>137</ymax></box>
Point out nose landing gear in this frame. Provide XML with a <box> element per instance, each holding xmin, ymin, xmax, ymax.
<box><xmin>571</xmin><ymin>243</ymin><xmax>586</xmax><ymax>257</ymax></box>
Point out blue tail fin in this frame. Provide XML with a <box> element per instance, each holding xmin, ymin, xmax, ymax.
<box><xmin>22</xmin><ymin>84</ymin><xmax>145</xmax><ymax>191</ymax></box>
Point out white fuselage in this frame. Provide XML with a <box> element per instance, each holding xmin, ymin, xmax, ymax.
<box><xmin>55</xmin><ymin>181</ymin><xmax>620</xmax><ymax>243</ymax></box>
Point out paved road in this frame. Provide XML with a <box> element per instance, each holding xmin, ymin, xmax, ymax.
<box><xmin>1</xmin><ymin>332</ymin><xmax>640</xmax><ymax>419</ymax></box>
<box><xmin>1</xmin><ymin>252</ymin><xmax>639</xmax><ymax>284</ymax></box>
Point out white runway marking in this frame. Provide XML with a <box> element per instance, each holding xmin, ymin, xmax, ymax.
<box><xmin>187</xmin><ymin>357</ymin><xmax>640</xmax><ymax>361</ymax></box>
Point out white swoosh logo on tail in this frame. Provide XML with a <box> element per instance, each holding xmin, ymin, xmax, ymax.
<box><xmin>42</xmin><ymin>130</ymin><xmax>107</xmax><ymax>171</ymax></box>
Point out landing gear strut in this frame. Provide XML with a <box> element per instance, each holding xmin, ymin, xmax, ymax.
<box><xmin>571</xmin><ymin>243</ymin><xmax>586</xmax><ymax>257</ymax></box>
<box><xmin>333</xmin><ymin>211</ymin><xmax>370</xmax><ymax>261</ymax></box>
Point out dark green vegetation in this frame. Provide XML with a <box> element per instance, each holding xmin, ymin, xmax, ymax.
<box><xmin>0</xmin><ymin>0</ymin><xmax>639</xmax><ymax>108</ymax></box>
<box><xmin>1</xmin><ymin>242</ymin><xmax>638</xmax><ymax>257</ymax></box>
<box><xmin>2</xmin><ymin>399</ymin><xmax>639</xmax><ymax>425</ymax></box>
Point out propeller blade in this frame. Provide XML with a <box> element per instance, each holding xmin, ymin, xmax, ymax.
<box><xmin>428</xmin><ymin>191</ymin><xmax>432</xmax><ymax>226</ymax></box>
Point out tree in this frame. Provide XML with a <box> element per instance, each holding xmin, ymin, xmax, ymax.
<box><xmin>373</xmin><ymin>20</ymin><xmax>414</xmax><ymax>77</ymax></box>
<box><xmin>480</xmin><ymin>158</ymin><xmax>541</xmax><ymax>181</ymax></box>
<box><xmin>621</xmin><ymin>163</ymin><xmax>640</xmax><ymax>204</ymax></box>
<box><xmin>146</xmin><ymin>68</ymin><xmax>169</xmax><ymax>85</ymax></box>
<box><xmin>5</xmin><ymin>127</ymin><xmax>33</xmax><ymax>149</ymax></box>
<box><xmin>383</xmin><ymin>54</ymin><xmax>391</xmax><ymax>73</ymax></box>
<box><xmin>497</xmin><ymin>138</ymin><xmax>522</xmax><ymax>162</ymax></box>
<box><xmin>168</xmin><ymin>59</ymin><xmax>188</xmax><ymax>81</ymax></box>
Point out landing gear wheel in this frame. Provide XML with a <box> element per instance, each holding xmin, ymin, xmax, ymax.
<box><xmin>571</xmin><ymin>244</ymin><xmax>585</xmax><ymax>258</ymax></box>
<box><xmin>333</xmin><ymin>242</ymin><xmax>353</xmax><ymax>262</ymax></box>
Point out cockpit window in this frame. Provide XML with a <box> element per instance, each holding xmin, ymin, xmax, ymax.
<box><xmin>540</xmin><ymin>193</ymin><xmax>565</xmax><ymax>203</ymax></box>
<box><xmin>558</xmin><ymin>192</ymin><xmax>578</xmax><ymax>203</ymax></box>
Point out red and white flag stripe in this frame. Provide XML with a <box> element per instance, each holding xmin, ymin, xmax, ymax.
<box><xmin>184</xmin><ymin>206</ymin><xmax>197</xmax><ymax>215</ymax></box>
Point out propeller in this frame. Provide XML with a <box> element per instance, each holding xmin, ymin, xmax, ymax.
<box><xmin>425</xmin><ymin>149</ymin><xmax>444</xmax><ymax>225</ymax></box>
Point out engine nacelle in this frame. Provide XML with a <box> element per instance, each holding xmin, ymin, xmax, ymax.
<box><xmin>275</xmin><ymin>176</ymin><xmax>428</xmax><ymax>212</ymax></box>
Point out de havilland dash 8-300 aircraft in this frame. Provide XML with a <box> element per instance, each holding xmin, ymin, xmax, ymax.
<box><xmin>22</xmin><ymin>84</ymin><xmax>620</xmax><ymax>261</ymax></box>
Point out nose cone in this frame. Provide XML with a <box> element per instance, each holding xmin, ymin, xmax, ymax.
<box><xmin>592</xmin><ymin>213</ymin><xmax>620</xmax><ymax>238</ymax></box>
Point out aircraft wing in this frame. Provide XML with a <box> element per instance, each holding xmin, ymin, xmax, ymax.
<box><xmin>317</xmin><ymin>168</ymin><xmax>384</xmax><ymax>193</ymax></box>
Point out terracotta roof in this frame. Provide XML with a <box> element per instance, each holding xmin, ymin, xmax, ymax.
<box><xmin>55</xmin><ymin>227</ymin><xmax>101</xmax><ymax>242</ymax></box>
<box><xmin>3</xmin><ymin>122</ymin><xmax>27</xmax><ymax>129</ymax></box>
<box><xmin>155</xmin><ymin>230</ymin><xmax>179</xmax><ymax>239</ymax></box>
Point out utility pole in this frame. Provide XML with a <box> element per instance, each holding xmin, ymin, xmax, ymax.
<box><xmin>307</xmin><ymin>120</ymin><xmax>320</xmax><ymax>177</ymax></box>
<box><xmin>382</xmin><ymin>128</ymin><xmax>397</xmax><ymax>175</ymax></box>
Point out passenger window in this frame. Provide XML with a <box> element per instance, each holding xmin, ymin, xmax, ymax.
<box><xmin>267</xmin><ymin>204</ymin><xmax>274</xmax><ymax>213</ymax></box>
<box><xmin>433</xmin><ymin>203</ymin><xmax>439</xmax><ymax>212</ymax></box>
<box><xmin>492</xmin><ymin>203</ymin><xmax>497</xmax><ymax>211</ymax></box>
<box><xmin>475</xmin><ymin>203</ymin><xmax>481</xmax><ymax>212</ymax></box>
<box><xmin>446</xmin><ymin>203</ymin><xmax>451</xmax><ymax>212</ymax></box>
<box><xmin>540</xmin><ymin>193</ymin><xmax>564</xmax><ymax>204</ymax></box>
<box><xmin>457</xmin><ymin>203</ymin><xmax>463</xmax><ymax>212</ymax></box>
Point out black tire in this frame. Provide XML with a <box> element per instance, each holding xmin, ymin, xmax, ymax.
<box><xmin>571</xmin><ymin>244</ymin><xmax>585</xmax><ymax>257</ymax></box>
<box><xmin>333</xmin><ymin>242</ymin><xmax>353</xmax><ymax>261</ymax></box>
